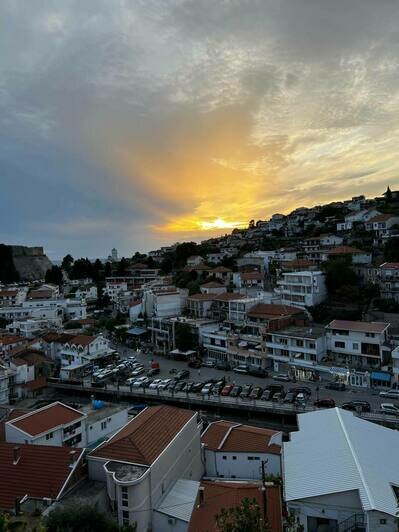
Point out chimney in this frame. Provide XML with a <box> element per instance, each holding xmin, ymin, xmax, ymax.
<box><xmin>13</xmin><ymin>446</ymin><xmax>21</xmax><ymax>465</ymax></box>
<box><xmin>198</xmin><ymin>486</ymin><xmax>205</xmax><ymax>507</ymax></box>
<box><xmin>69</xmin><ymin>450</ymin><xmax>77</xmax><ymax>467</ymax></box>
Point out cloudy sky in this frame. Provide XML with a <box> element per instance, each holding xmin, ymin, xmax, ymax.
<box><xmin>2</xmin><ymin>0</ymin><xmax>399</xmax><ymax>259</ymax></box>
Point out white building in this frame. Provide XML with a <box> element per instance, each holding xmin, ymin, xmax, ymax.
<box><xmin>276</xmin><ymin>271</ymin><xmax>327</xmax><ymax>308</ymax></box>
<box><xmin>364</xmin><ymin>214</ymin><xmax>399</xmax><ymax>237</ymax></box>
<box><xmin>265</xmin><ymin>325</ymin><xmax>326</xmax><ymax>364</ymax></box>
<box><xmin>5</xmin><ymin>401</ymin><xmax>128</xmax><ymax>449</ymax></box>
<box><xmin>325</xmin><ymin>319</ymin><xmax>391</xmax><ymax>370</ymax></box>
<box><xmin>0</xmin><ymin>364</ymin><xmax>14</xmax><ymax>404</ymax></box>
<box><xmin>87</xmin><ymin>405</ymin><xmax>203</xmax><ymax>531</ymax></box>
<box><xmin>7</xmin><ymin>317</ymin><xmax>63</xmax><ymax>338</ymax></box>
<box><xmin>59</xmin><ymin>334</ymin><xmax>113</xmax><ymax>369</ymax></box>
<box><xmin>378</xmin><ymin>262</ymin><xmax>399</xmax><ymax>303</ymax></box>
<box><xmin>202</xmin><ymin>421</ymin><xmax>281</xmax><ymax>479</ymax></box>
<box><xmin>0</xmin><ymin>288</ymin><xmax>27</xmax><ymax>307</ymax></box>
<box><xmin>186</xmin><ymin>255</ymin><xmax>204</xmax><ymax>267</ymax></box>
<box><xmin>142</xmin><ymin>287</ymin><xmax>188</xmax><ymax>318</ymax></box>
<box><xmin>336</xmin><ymin>208</ymin><xmax>381</xmax><ymax>231</ymax></box>
<box><xmin>284</xmin><ymin>408</ymin><xmax>399</xmax><ymax>531</ymax></box>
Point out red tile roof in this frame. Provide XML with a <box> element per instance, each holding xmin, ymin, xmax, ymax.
<box><xmin>67</xmin><ymin>334</ymin><xmax>96</xmax><ymax>347</ymax></box>
<box><xmin>368</xmin><ymin>213</ymin><xmax>397</xmax><ymax>223</ymax></box>
<box><xmin>23</xmin><ymin>377</ymin><xmax>47</xmax><ymax>391</ymax></box>
<box><xmin>0</xmin><ymin>290</ymin><xmax>18</xmax><ymax>297</ymax></box>
<box><xmin>327</xmin><ymin>246</ymin><xmax>364</xmax><ymax>255</ymax></box>
<box><xmin>11</xmin><ymin>349</ymin><xmax>53</xmax><ymax>367</ymax></box>
<box><xmin>211</xmin><ymin>266</ymin><xmax>232</xmax><ymax>273</ymax></box>
<box><xmin>201</xmin><ymin>421</ymin><xmax>281</xmax><ymax>454</ymax></box>
<box><xmin>327</xmin><ymin>320</ymin><xmax>389</xmax><ymax>334</ymax></box>
<box><xmin>89</xmin><ymin>405</ymin><xmax>194</xmax><ymax>466</ymax></box>
<box><xmin>380</xmin><ymin>262</ymin><xmax>399</xmax><ymax>270</ymax></box>
<box><xmin>0</xmin><ymin>443</ymin><xmax>84</xmax><ymax>511</ymax></box>
<box><xmin>247</xmin><ymin>303</ymin><xmax>303</xmax><ymax>319</ymax></box>
<box><xmin>201</xmin><ymin>282</ymin><xmax>224</xmax><ymax>288</ymax></box>
<box><xmin>28</xmin><ymin>289</ymin><xmax>53</xmax><ymax>300</ymax></box>
<box><xmin>213</xmin><ymin>293</ymin><xmax>246</xmax><ymax>301</ymax></box>
<box><xmin>241</xmin><ymin>272</ymin><xmax>264</xmax><ymax>281</ymax></box>
<box><xmin>0</xmin><ymin>335</ymin><xmax>25</xmax><ymax>346</ymax></box>
<box><xmin>188</xmin><ymin>293</ymin><xmax>215</xmax><ymax>301</ymax></box>
<box><xmin>188</xmin><ymin>481</ymin><xmax>282</xmax><ymax>532</ymax></box>
<box><xmin>8</xmin><ymin>402</ymin><xmax>84</xmax><ymax>437</ymax></box>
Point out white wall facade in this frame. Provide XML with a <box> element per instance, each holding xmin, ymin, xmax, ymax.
<box><xmin>204</xmin><ymin>450</ymin><xmax>281</xmax><ymax>479</ymax></box>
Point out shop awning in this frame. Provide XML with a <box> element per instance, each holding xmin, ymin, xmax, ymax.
<box><xmin>329</xmin><ymin>367</ymin><xmax>349</xmax><ymax>376</ymax></box>
<box><xmin>370</xmin><ymin>371</ymin><xmax>391</xmax><ymax>382</ymax></box>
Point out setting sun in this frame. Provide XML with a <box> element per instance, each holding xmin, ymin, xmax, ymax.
<box><xmin>198</xmin><ymin>218</ymin><xmax>246</xmax><ymax>231</ymax></box>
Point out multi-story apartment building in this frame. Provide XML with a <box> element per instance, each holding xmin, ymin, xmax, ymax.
<box><xmin>276</xmin><ymin>271</ymin><xmax>327</xmax><ymax>308</ymax></box>
<box><xmin>325</xmin><ymin>320</ymin><xmax>391</xmax><ymax>369</ymax></box>
<box><xmin>59</xmin><ymin>334</ymin><xmax>113</xmax><ymax>370</ymax></box>
<box><xmin>0</xmin><ymin>288</ymin><xmax>27</xmax><ymax>307</ymax></box>
<box><xmin>264</xmin><ymin>325</ymin><xmax>326</xmax><ymax>364</ymax></box>
<box><xmin>142</xmin><ymin>287</ymin><xmax>188</xmax><ymax>318</ymax></box>
<box><xmin>364</xmin><ymin>214</ymin><xmax>399</xmax><ymax>237</ymax></box>
<box><xmin>378</xmin><ymin>262</ymin><xmax>399</xmax><ymax>303</ymax></box>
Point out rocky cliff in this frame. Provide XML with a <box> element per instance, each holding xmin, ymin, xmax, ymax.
<box><xmin>0</xmin><ymin>245</ymin><xmax>52</xmax><ymax>282</ymax></box>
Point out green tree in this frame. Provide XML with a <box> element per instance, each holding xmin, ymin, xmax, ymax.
<box><xmin>216</xmin><ymin>498</ymin><xmax>271</xmax><ymax>532</ymax></box>
<box><xmin>175</xmin><ymin>322</ymin><xmax>197</xmax><ymax>351</ymax></box>
<box><xmin>45</xmin><ymin>504</ymin><xmax>136</xmax><ymax>532</ymax></box>
<box><xmin>117</xmin><ymin>257</ymin><xmax>129</xmax><ymax>275</ymax></box>
<box><xmin>45</xmin><ymin>265</ymin><xmax>63</xmax><ymax>286</ymax></box>
<box><xmin>105</xmin><ymin>262</ymin><xmax>112</xmax><ymax>277</ymax></box>
<box><xmin>61</xmin><ymin>254</ymin><xmax>74</xmax><ymax>272</ymax></box>
<box><xmin>321</xmin><ymin>257</ymin><xmax>358</xmax><ymax>296</ymax></box>
<box><xmin>384</xmin><ymin>237</ymin><xmax>399</xmax><ymax>262</ymax></box>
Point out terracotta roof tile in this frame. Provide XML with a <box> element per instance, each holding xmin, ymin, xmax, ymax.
<box><xmin>327</xmin><ymin>320</ymin><xmax>389</xmax><ymax>334</ymax></box>
<box><xmin>241</xmin><ymin>272</ymin><xmax>264</xmax><ymax>281</ymax></box>
<box><xmin>213</xmin><ymin>293</ymin><xmax>246</xmax><ymax>301</ymax></box>
<box><xmin>211</xmin><ymin>266</ymin><xmax>232</xmax><ymax>273</ymax></box>
<box><xmin>8</xmin><ymin>402</ymin><xmax>84</xmax><ymax>437</ymax></box>
<box><xmin>201</xmin><ymin>421</ymin><xmax>281</xmax><ymax>455</ymax></box>
<box><xmin>23</xmin><ymin>377</ymin><xmax>47</xmax><ymax>391</ymax></box>
<box><xmin>0</xmin><ymin>443</ymin><xmax>83</xmax><ymax>511</ymax></box>
<box><xmin>68</xmin><ymin>334</ymin><xmax>96</xmax><ymax>347</ymax></box>
<box><xmin>327</xmin><ymin>246</ymin><xmax>364</xmax><ymax>255</ymax></box>
<box><xmin>380</xmin><ymin>262</ymin><xmax>399</xmax><ymax>270</ymax></box>
<box><xmin>247</xmin><ymin>303</ymin><xmax>303</xmax><ymax>319</ymax></box>
<box><xmin>188</xmin><ymin>481</ymin><xmax>282</xmax><ymax>532</ymax></box>
<box><xmin>89</xmin><ymin>405</ymin><xmax>194</xmax><ymax>466</ymax></box>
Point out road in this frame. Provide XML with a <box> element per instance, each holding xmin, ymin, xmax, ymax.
<box><xmin>111</xmin><ymin>343</ymin><xmax>395</xmax><ymax>414</ymax></box>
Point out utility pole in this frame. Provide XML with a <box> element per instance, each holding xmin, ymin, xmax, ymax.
<box><xmin>261</xmin><ymin>459</ymin><xmax>268</xmax><ymax>521</ymax></box>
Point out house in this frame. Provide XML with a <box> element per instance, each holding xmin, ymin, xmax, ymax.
<box><xmin>0</xmin><ymin>443</ymin><xmax>85</xmax><ymax>513</ymax></box>
<box><xmin>186</xmin><ymin>255</ymin><xmax>204</xmax><ymax>267</ymax></box>
<box><xmin>236</xmin><ymin>271</ymin><xmax>265</xmax><ymax>292</ymax></box>
<box><xmin>246</xmin><ymin>303</ymin><xmax>307</xmax><ymax>336</ymax></box>
<box><xmin>0</xmin><ymin>335</ymin><xmax>27</xmax><ymax>354</ymax></box>
<box><xmin>7</xmin><ymin>348</ymin><xmax>54</xmax><ymax>399</ymax></box>
<box><xmin>325</xmin><ymin>320</ymin><xmax>391</xmax><ymax>371</ymax></box>
<box><xmin>378</xmin><ymin>262</ymin><xmax>399</xmax><ymax>303</ymax></box>
<box><xmin>6</xmin><ymin>316</ymin><xmax>63</xmax><ymax>338</ymax></box>
<box><xmin>202</xmin><ymin>421</ymin><xmax>282</xmax><ymax>478</ymax></box>
<box><xmin>87</xmin><ymin>405</ymin><xmax>203</xmax><ymax>531</ymax></box>
<box><xmin>5</xmin><ymin>401</ymin><xmax>129</xmax><ymax>449</ymax></box>
<box><xmin>200</xmin><ymin>282</ymin><xmax>226</xmax><ymax>295</ymax></box>
<box><xmin>275</xmin><ymin>271</ymin><xmax>327</xmax><ymax>308</ymax></box>
<box><xmin>0</xmin><ymin>289</ymin><xmax>27</xmax><ymax>307</ymax></box>
<box><xmin>0</xmin><ymin>364</ymin><xmax>14</xmax><ymax>404</ymax></box>
<box><xmin>284</xmin><ymin>408</ymin><xmax>399</xmax><ymax>531</ymax></box>
<box><xmin>188</xmin><ymin>481</ymin><xmax>282</xmax><ymax>532</ymax></box>
<box><xmin>153</xmin><ymin>479</ymin><xmax>200</xmax><ymax>532</ymax></box>
<box><xmin>264</xmin><ymin>325</ymin><xmax>326</xmax><ymax>365</ymax></box>
<box><xmin>210</xmin><ymin>266</ymin><xmax>232</xmax><ymax>283</ymax></box>
<box><xmin>323</xmin><ymin>245</ymin><xmax>372</xmax><ymax>265</ymax></box>
<box><xmin>336</xmin><ymin>208</ymin><xmax>381</xmax><ymax>231</ymax></box>
<box><xmin>365</xmin><ymin>214</ymin><xmax>399</xmax><ymax>237</ymax></box>
<box><xmin>142</xmin><ymin>287</ymin><xmax>188</xmax><ymax>318</ymax></box>
<box><xmin>59</xmin><ymin>333</ymin><xmax>113</xmax><ymax>370</ymax></box>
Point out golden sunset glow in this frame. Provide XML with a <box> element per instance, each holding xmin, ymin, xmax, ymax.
<box><xmin>198</xmin><ymin>218</ymin><xmax>246</xmax><ymax>231</ymax></box>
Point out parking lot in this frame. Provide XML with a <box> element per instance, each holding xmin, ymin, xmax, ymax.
<box><xmin>84</xmin><ymin>343</ymin><xmax>399</xmax><ymax>415</ymax></box>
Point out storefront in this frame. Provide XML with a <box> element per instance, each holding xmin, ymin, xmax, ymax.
<box><xmin>370</xmin><ymin>370</ymin><xmax>392</xmax><ymax>388</ymax></box>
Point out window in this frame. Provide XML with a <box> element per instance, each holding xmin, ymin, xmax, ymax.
<box><xmin>232</xmin><ymin>456</ymin><xmax>237</xmax><ymax>460</ymax></box>
<box><xmin>121</xmin><ymin>486</ymin><xmax>128</xmax><ymax>507</ymax></box>
<box><xmin>222</xmin><ymin>456</ymin><xmax>227</xmax><ymax>460</ymax></box>
<box><xmin>101</xmin><ymin>421</ymin><xmax>107</xmax><ymax>430</ymax></box>
<box><xmin>380</xmin><ymin>519</ymin><xmax>387</xmax><ymax>525</ymax></box>
<box><xmin>296</xmin><ymin>340</ymin><xmax>304</xmax><ymax>347</ymax></box>
<box><xmin>46</xmin><ymin>432</ymin><xmax>53</xmax><ymax>440</ymax></box>
<box><xmin>334</xmin><ymin>341</ymin><xmax>345</xmax><ymax>349</ymax></box>
<box><xmin>122</xmin><ymin>510</ymin><xmax>129</xmax><ymax>525</ymax></box>
<box><xmin>352</xmin><ymin>343</ymin><xmax>359</xmax><ymax>350</ymax></box>
<box><xmin>248</xmin><ymin>456</ymin><xmax>253</xmax><ymax>460</ymax></box>
<box><xmin>366</xmin><ymin>332</ymin><xmax>375</xmax><ymax>338</ymax></box>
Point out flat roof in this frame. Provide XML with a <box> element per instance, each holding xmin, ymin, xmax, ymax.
<box><xmin>271</xmin><ymin>325</ymin><xmax>325</xmax><ymax>340</ymax></box>
<box><xmin>327</xmin><ymin>320</ymin><xmax>389</xmax><ymax>334</ymax></box>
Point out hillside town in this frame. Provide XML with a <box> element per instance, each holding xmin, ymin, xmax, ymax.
<box><xmin>1</xmin><ymin>187</ymin><xmax>399</xmax><ymax>531</ymax></box>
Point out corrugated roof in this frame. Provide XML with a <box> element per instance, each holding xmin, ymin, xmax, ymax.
<box><xmin>8</xmin><ymin>402</ymin><xmax>84</xmax><ymax>437</ymax></box>
<box><xmin>327</xmin><ymin>320</ymin><xmax>389</xmax><ymax>333</ymax></box>
<box><xmin>155</xmin><ymin>479</ymin><xmax>200</xmax><ymax>522</ymax></box>
<box><xmin>283</xmin><ymin>408</ymin><xmax>399</xmax><ymax>516</ymax></box>
<box><xmin>201</xmin><ymin>421</ymin><xmax>281</xmax><ymax>454</ymax></box>
<box><xmin>0</xmin><ymin>443</ymin><xmax>83</xmax><ymax>510</ymax></box>
<box><xmin>89</xmin><ymin>405</ymin><xmax>195</xmax><ymax>466</ymax></box>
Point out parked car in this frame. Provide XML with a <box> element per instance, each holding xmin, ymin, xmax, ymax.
<box><xmin>192</xmin><ymin>382</ymin><xmax>205</xmax><ymax>393</ymax></box>
<box><xmin>148</xmin><ymin>379</ymin><xmax>163</xmax><ymax>389</ymax></box>
<box><xmin>248</xmin><ymin>366</ymin><xmax>268</xmax><ymax>378</ymax></box>
<box><xmin>295</xmin><ymin>392</ymin><xmax>307</xmax><ymax>405</ymax></box>
<box><xmin>212</xmin><ymin>381</ymin><xmax>225</xmax><ymax>395</ymax></box>
<box><xmin>167</xmin><ymin>380</ymin><xmax>179</xmax><ymax>391</ymax></box>
<box><xmin>126</xmin><ymin>377</ymin><xmax>137</xmax><ymax>386</ymax></box>
<box><xmin>202</xmin><ymin>360</ymin><xmax>216</xmax><ymax>368</ymax></box>
<box><xmin>183</xmin><ymin>381</ymin><xmax>195</xmax><ymax>393</ymax></box>
<box><xmin>131</xmin><ymin>376</ymin><xmax>149</xmax><ymax>388</ymax></box>
<box><xmin>342</xmin><ymin>401</ymin><xmax>371</xmax><ymax>413</ymax></box>
<box><xmin>379</xmin><ymin>389</ymin><xmax>399</xmax><ymax>399</ymax></box>
<box><xmin>240</xmin><ymin>384</ymin><xmax>252</xmax><ymax>398</ymax></box>
<box><xmin>221</xmin><ymin>384</ymin><xmax>234</xmax><ymax>396</ymax></box>
<box><xmin>230</xmin><ymin>385</ymin><xmax>243</xmax><ymax>397</ymax></box>
<box><xmin>216</xmin><ymin>361</ymin><xmax>231</xmax><ymax>371</ymax></box>
<box><xmin>174</xmin><ymin>369</ymin><xmax>190</xmax><ymax>381</ymax></box>
<box><xmin>233</xmin><ymin>365</ymin><xmax>249</xmax><ymax>375</ymax></box>
<box><xmin>174</xmin><ymin>381</ymin><xmax>187</xmax><ymax>392</ymax></box>
<box><xmin>261</xmin><ymin>384</ymin><xmax>284</xmax><ymax>401</ymax></box>
<box><xmin>314</xmin><ymin>398</ymin><xmax>335</xmax><ymax>408</ymax></box>
<box><xmin>131</xmin><ymin>366</ymin><xmax>145</xmax><ymax>377</ymax></box>
<box><xmin>249</xmin><ymin>386</ymin><xmax>263</xmax><ymax>399</ymax></box>
<box><xmin>272</xmin><ymin>373</ymin><xmax>291</xmax><ymax>382</ymax></box>
<box><xmin>188</xmin><ymin>359</ymin><xmax>202</xmax><ymax>368</ymax></box>
<box><xmin>147</xmin><ymin>367</ymin><xmax>160</xmax><ymax>377</ymax></box>
<box><xmin>325</xmin><ymin>382</ymin><xmax>346</xmax><ymax>391</ymax></box>
<box><xmin>291</xmin><ymin>386</ymin><xmax>312</xmax><ymax>396</ymax></box>
<box><xmin>283</xmin><ymin>391</ymin><xmax>297</xmax><ymax>404</ymax></box>
<box><xmin>201</xmin><ymin>383</ymin><xmax>214</xmax><ymax>395</ymax></box>
<box><xmin>157</xmin><ymin>379</ymin><xmax>172</xmax><ymax>390</ymax></box>
<box><xmin>380</xmin><ymin>403</ymin><xmax>399</xmax><ymax>415</ymax></box>
<box><xmin>272</xmin><ymin>391</ymin><xmax>286</xmax><ymax>402</ymax></box>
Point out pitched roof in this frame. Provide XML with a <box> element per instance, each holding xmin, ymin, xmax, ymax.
<box><xmin>11</xmin><ymin>349</ymin><xmax>53</xmax><ymax>367</ymax></box>
<box><xmin>188</xmin><ymin>481</ymin><xmax>282</xmax><ymax>532</ymax></box>
<box><xmin>89</xmin><ymin>405</ymin><xmax>194</xmax><ymax>466</ymax></box>
<box><xmin>284</xmin><ymin>408</ymin><xmax>399</xmax><ymax>517</ymax></box>
<box><xmin>327</xmin><ymin>319</ymin><xmax>389</xmax><ymax>334</ymax></box>
<box><xmin>0</xmin><ymin>335</ymin><xmax>25</xmax><ymax>346</ymax></box>
<box><xmin>0</xmin><ymin>443</ymin><xmax>83</xmax><ymax>510</ymax></box>
<box><xmin>368</xmin><ymin>213</ymin><xmax>398</xmax><ymax>223</ymax></box>
<box><xmin>327</xmin><ymin>246</ymin><xmax>365</xmax><ymax>255</ymax></box>
<box><xmin>8</xmin><ymin>402</ymin><xmax>84</xmax><ymax>437</ymax></box>
<box><xmin>240</xmin><ymin>271</ymin><xmax>264</xmax><ymax>281</ymax></box>
<box><xmin>247</xmin><ymin>303</ymin><xmax>303</xmax><ymax>319</ymax></box>
<box><xmin>213</xmin><ymin>292</ymin><xmax>246</xmax><ymax>301</ymax></box>
<box><xmin>200</xmin><ymin>282</ymin><xmax>224</xmax><ymax>288</ymax></box>
<box><xmin>380</xmin><ymin>262</ymin><xmax>399</xmax><ymax>270</ymax></box>
<box><xmin>0</xmin><ymin>290</ymin><xmax>18</xmax><ymax>297</ymax></box>
<box><xmin>27</xmin><ymin>289</ymin><xmax>53</xmax><ymax>300</ymax></box>
<box><xmin>211</xmin><ymin>266</ymin><xmax>232</xmax><ymax>273</ymax></box>
<box><xmin>201</xmin><ymin>421</ymin><xmax>281</xmax><ymax>454</ymax></box>
<box><xmin>188</xmin><ymin>293</ymin><xmax>215</xmax><ymax>301</ymax></box>
<box><xmin>23</xmin><ymin>377</ymin><xmax>47</xmax><ymax>391</ymax></box>
<box><xmin>67</xmin><ymin>334</ymin><xmax>96</xmax><ymax>347</ymax></box>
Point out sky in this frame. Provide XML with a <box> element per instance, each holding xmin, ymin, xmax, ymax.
<box><xmin>1</xmin><ymin>0</ymin><xmax>399</xmax><ymax>260</ymax></box>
